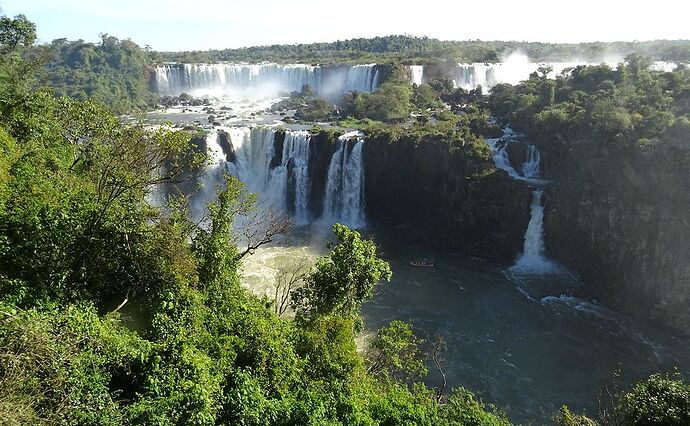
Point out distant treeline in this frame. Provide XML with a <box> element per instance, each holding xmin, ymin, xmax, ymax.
<box><xmin>157</xmin><ymin>35</ymin><xmax>690</xmax><ymax>64</ymax></box>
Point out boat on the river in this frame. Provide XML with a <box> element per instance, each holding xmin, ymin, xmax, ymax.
<box><xmin>410</xmin><ymin>258</ymin><xmax>435</xmax><ymax>267</ymax></box>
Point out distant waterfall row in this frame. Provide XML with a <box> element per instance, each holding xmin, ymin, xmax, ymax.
<box><xmin>154</xmin><ymin>63</ymin><xmax>381</xmax><ymax>98</ymax></box>
<box><xmin>155</xmin><ymin>60</ymin><xmax>678</xmax><ymax>99</ymax></box>
<box><xmin>196</xmin><ymin>127</ymin><xmax>366</xmax><ymax>227</ymax></box>
<box><xmin>409</xmin><ymin>60</ymin><xmax>679</xmax><ymax>91</ymax></box>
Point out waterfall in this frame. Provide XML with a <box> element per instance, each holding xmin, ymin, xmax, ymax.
<box><xmin>486</xmin><ymin>130</ymin><xmax>542</xmax><ymax>181</ymax></box>
<box><xmin>228</xmin><ymin>128</ymin><xmax>312</xmax><ymax>222</ymax></box>
<box><xmin>154</xmin><ymin>63</ymin><xmax>381</xmax><ymax>98</ymax></box>
<box><xmin>485</xmin><ymin>137</ymin><xmax>522</xmax><ymax>179</ymax></box>
<box><xmin>188</xmin><ymin>129</ymin><xmax>231</xmax><ymax>220</ymax></box>
<box><xmin>322</xmin><ymin>131</ymin><xmax>366</xmax><ymax>228</ymax></box>
<box><xmin>409</xmin><ymin>65</ymin><xmax>424</xmax><ymax>85</ymax></box>
<box><xmin>451</xmin><ymin>57</ymin><xmax>622</xmax><ymax>91</ymax></box>
<box><xmin>510</xmin><ymin>190</ymin><xmax>559</xmax><ymax>274</ymax></box>
<box><xmin>231</xmin><ymin>127</ymin><xmax>277</xmax><ymax>194</ymax></box>
<box><xmin>521</xmin><ymin>145</ymin><xmax>541</xmax><ymax>179</ymax></box>
<box><xmin>487</xmin><ymin>127</ymin><xmax>560</xmax><ymax>274</ymax></box>
<box><xmin>272</xmin><ymin>130</ymin><xmax>312</xmax><ymax>224</ymax></box>
<box><xmin>186</xmin><ymin>126</ymin><xmax>368</xmax><ymax>227</ymax></box>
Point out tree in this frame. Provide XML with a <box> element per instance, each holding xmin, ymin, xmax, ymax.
<box><xmin>366</xmin><ymin>82</ymin><xmax>412</xmax><ymax>122</ymax></box>
<box><xmin>429</xmin><ymin>333</ymin><xmax>449</xmax><ymax>402</ymax></box>
<box><xmin>366</xmin><ymin>320</ymin><xmax>427</xmax><ymax>380</ymax></box>
<box><xmin>413</xmin><ymin>83</ymin><xmax>442</xmax><ymax>110</ymax></box>
<box><xmin>625</xmin><ymin>53</ymin><xmax>652</xmax><ymax>82</ymax></box>
<box><xmin>620</xmin><ymin>373</ymin><xmax>690</xmax><ymax>426</ymax></box>
<box><xmin>291</xmin><ymin>224</ymin><xmax>392</xmax><ymax>326</ymax></box>
<box><xmin>0</xmin><ymin>14</ymin><xmax>36</xmax><ymax>54</ymax></box>
<box><xmin>554</xmin><ymin>406</ymin><xmax>598</xmax><ymax>426</ymax></box>
<box><xmin>442</xmin><ymin>388</ymin><xmax>511</xmax><ymax>426</ymax></box>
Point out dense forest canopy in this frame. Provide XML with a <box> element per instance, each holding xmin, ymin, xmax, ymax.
<box><xmin>37</xmin><ymin>34</ymin><xmax>159</xmax><ymax>112</ymax></box>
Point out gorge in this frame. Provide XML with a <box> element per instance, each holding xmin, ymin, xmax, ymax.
<box><xmin>150</xmin><ymin>71</ymin><xmax>690</xmax><ymax>422</ymax></box>
<box><xmin>151</xmin><ymin>57</ymin><xmax>689</xmax><ymax>340</ymax></box>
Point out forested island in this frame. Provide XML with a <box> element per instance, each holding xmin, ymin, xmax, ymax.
<box><xmin>1</xmin><ymin>12</ymin><xmax>689</xmax><ymax>426</ymax></box>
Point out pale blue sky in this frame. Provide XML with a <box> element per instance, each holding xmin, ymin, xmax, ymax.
<box><xmin>2</xmin><ymin>0</ymin><xmax>689</xmax><ymax>51</ymax></box>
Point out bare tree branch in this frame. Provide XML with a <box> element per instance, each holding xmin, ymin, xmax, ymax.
<box><xmin>235</xmin><ymin>206</ymin><xmax>292</xmax><ymax>261</ymax></box>
<box><xmin>273</xmin><ymin>257</ymin><xmax>311</xmax><ymax>316</ymax></box>
<box><xmin>111</xmin><ymin>298</ymin><xmax>129</xmax><ymax>313</ymax></box>
<box><xmin>429</xmin><ymin>333</ymin><xmax>448</xmax><ymax>403</ymax></box>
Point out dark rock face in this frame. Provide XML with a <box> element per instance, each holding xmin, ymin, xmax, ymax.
<box><xmin>505</xmin><ymin>140</ymin><xmax>528</xmax><ymax>175</ymax></box>
<box><xmin>363</xmin><ymin>136</ymin><xmax>531</xmax><ymax>262</ymax></box>
<box><xmin>422</xmin><ymin>61</ymin><xmax>463</xmax><ymax>82</ymax></box>
<box><xmin>217</xmin><ymin>130</ymin><xmax>236</xmax><ymax>163</ymax></box>
<box><xmin>307</xmin><ymin>131</ymin><xmax>337</xmax><ymax>219</ymax></box>
<box><xmin>540</xmin><ymin>141</ymin><xmax>690</xmax><ymax>334</ymax></box>
<box><xmin>271</xmin><ymin>129</ymin><xmax>286</xmax><ymax>170</ymax></box>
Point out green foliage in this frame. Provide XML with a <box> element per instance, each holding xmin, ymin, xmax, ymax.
<box><xmin>271</xmin><ymin>84</ymin><xmax>335</xmax><ymax>122</ymax></box>
<box><xmin>341</xmin><ymin>81</ymin><xmax>412</xmax><ymax>123</ymax></box>
<box><xmin>295</xmin><ymin>97</ymin><xmax>332</xmax><ymax>122</ymax></box>
<box><xmin>0</xmin><ymin>302</ymin><xmax>150</xmax><ymax>425</ymax></box>
<box><xmin>554</xmin><ymin>406</ymin><xmax>599</xmax><ymax>426</ymax></box>
<box><xmin>442</xmin><ymin>388</ymin><xmax>511</xmax><ymax>426</ymax></box>
<box><xmin>292</xmin><ymin>224</ymin><xmax>392</xmax><ymax>326</ymax></box>
<box><xmin>413</xmin><ymin>83</ymin><xmax>443</xmax><ymax>110</ymax></box>
<box><xmin>367</xmin><ymin>82</ymin><xmax>413</xmax><ymax>122</ymax></box>
<box><xmin>488</xmin><ymin>55</ymin><xmax>690</xmax><ymax>150</ymax></box>
<box><xmin>620</xmin><ymin>373</ymin><xmax>690</xmax><ymax>426</ymax></box>
<box><xmin>335</xmin><ymin>61</ymin><xmax>414</xmax><ymax>123</ymax></box>
<box><xmin>0</xmin><ymin>14</ymin><xmax>36</xmax><ymax>54</ymax></box>
<box><xmin>367</xmin><ymin>320</ymin><xmax>428</xmax><ymax>381</ymax></box>
<box><xmin>40</xmin><ymin>34</ymin><xmax>156</xmax><ymax>112</ymax></box>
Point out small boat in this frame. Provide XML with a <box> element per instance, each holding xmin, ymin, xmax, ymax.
<box><xmin>410</xmin><ymin>258</ymin><xmax>435</xmax><ymax>267</ymax></box>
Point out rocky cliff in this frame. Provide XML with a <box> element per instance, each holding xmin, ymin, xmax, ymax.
<box><xmin>362</xmin><ymin>132</ymin><xmax>531</xmax><ymax>262</ymax></box>
<box><xmin>539</xmin><ymin>138</ymin><xmax>690</xmax><ymax>334</ymax></box>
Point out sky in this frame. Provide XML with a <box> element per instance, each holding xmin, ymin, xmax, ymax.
<box><xmin>2</xmin><ymin>0</ymin><xmax>689</xmax><ymax>51</ymax></box>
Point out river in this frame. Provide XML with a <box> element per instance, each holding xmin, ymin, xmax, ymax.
<box><xmin>241</xmin><ymin>225</ymin><xmax>690</xmax><ymax>424</ymax></box>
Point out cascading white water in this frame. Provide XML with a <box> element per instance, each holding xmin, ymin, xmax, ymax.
<box><xmin>487</xmin><ymin>128</ymin><xmax>560</xmax><ymax>274</ymax></box>
<box><xmin>485</xmin><ymin>137</ymin><xmax>522</xmax><ymax>179</ymax></box>
<box><xmin>273</xmin><ymin>130</ymin><xmax>312</xmax><ymax>224</ymax></box>
<box><xmin>452</xmin><ymin>59</ymin><xmax>680</xmax><ymax>91</ymax></box>
<box><xmin>485</xmin><ymin>130</ymin><xmax>541</xmax><ymax>181</ymax></box>
<box><xmin>650</xmin><ymin>61</ymin><xmax>679</xmax><ymax>72</ymax></box>
<box><xmin>511</xmin><ymin>190</ymin><xmax>559</xmax><ymax>274</ymax></box>
<box><xmin>188</xmin><ymin>128</ymin><xmax>232</xmax><ymax>220</ymax></box>
<box><xmin>453</xmin><ymin>61</ymin><xmax>586</xmax><ymax>91</ymax></box>
<box><xmin>188</xmin><ymin>126</ymin><xmax>368</xmax><ymax>227</ymax></box>
<box><xmin>229</xmin><ymin>127</ymin><xmax>312</xmax><ymax>222</ymax></box>
<box><xmin>322</xmin><ymin>131</ymin><xmax>366</xmax><ymax>228</ymax></box>
<box><xmin>230</xmin><ymin>126</ymin><xmax>276</xmax><ymax>194</ymax></box>
<box><xmin>409</xmin><ymin>65</ymin><xmax>424</xmax><ymax>86</ymax></box>
<box><xmin>154</xmin><ymin>63</ymin><xmax>380</xmax><ymax>98</ymax></box>
<box><xmin>521</xmin><ymin>145</ymin><xmax>541</xmax><ymax>179</ymax></box>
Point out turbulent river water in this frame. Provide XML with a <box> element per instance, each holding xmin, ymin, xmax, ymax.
<box><xmin>240</xmin><ymin>226</ymin><xmax>690</xmax><ymax>424</ymax></box>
